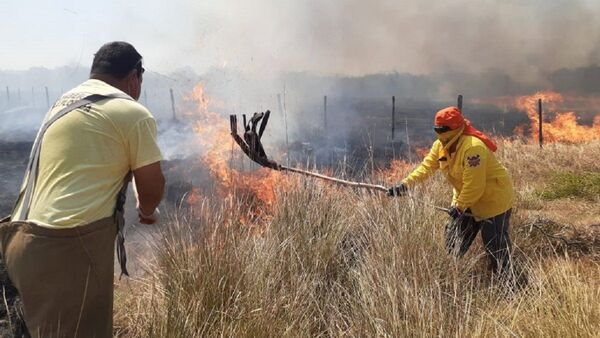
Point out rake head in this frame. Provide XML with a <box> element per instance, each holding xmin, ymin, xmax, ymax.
<box><xmin>230</xmin><ymin>110</ymin><xmax>282</xmax><ymax>170</ymax></box>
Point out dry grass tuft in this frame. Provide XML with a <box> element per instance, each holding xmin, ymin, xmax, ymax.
<box><xmin>114</xmin><ymin>140</ymin><xmax>600</xmax><ymax>337</ymax></box>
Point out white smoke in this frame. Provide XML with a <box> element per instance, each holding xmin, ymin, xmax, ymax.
<box><xmin>3</xmin><ymin>0</ymin><xmax>600</xmax><ymax>81</ymax></box>
<box><xmin>0</xmin><ymin>105</ymin><xmax>45</xmax><ymax>142</ymax></box>
<box><xmin>154</xmin><ymin>0</ymin><xmax>600</xmax><ymax>83</ymax></box>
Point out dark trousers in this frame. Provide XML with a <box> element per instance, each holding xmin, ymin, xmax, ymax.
<box><xmin>445</xmin><ymin>209</ymin><xmax>512</xmax><ymax>274</ymax></box>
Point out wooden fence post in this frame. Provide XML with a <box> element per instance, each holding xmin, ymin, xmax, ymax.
<box><xmin>391</xmin><ymin>96</ymin><xmax>396</xmax><ymax>140</ymax></box>
<box><xmin>170</xmin><ymin>88</ymin><xmax>177</xmax><ymax>121</ymax></box>
<box><xmin>45</xmin><ymin>86</ymin><xmax>50</xmax><ymax>108</ymax></box>
<box><xmin>323</xmin><ymin>95</ymin><xmax>328</xmax><ymax>130</ymax></box>
<box><xmin>538</xmin><ymin>98</ymin><xmax>543</xmax><ymax>148</ymax></box>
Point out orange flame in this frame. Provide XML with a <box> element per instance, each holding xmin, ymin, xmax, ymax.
<box><xmin>183</xmin><ymin>84</ymin><xmax>291</xmax><ymax>220</ymax></box>
<box><xmin>515</xmin><ymin>91</ymin><xmax>600</xmax><ymax>143</ymax></box>
<box><xmin>186</xmin><ymin>187</ymin><xmax>203</xmax><ymax>205</ymax></box>
<box><xmin>415</xmin><ymin>147</ymin><xmax>429</xmax><ymax>158</ymax></box>
<box><xmin>374</xmin><ymin>159</ymin><xmax>413</xmax><ymax>184</ymax></box>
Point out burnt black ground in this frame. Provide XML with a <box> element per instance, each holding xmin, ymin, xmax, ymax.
<box><xmin>0</xmin><ymin>147</ymin><xmax>28</xmax><ymax>218</ymax></box>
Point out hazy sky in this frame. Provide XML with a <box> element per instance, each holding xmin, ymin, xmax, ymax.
<box><xmin>2</xmin><ymin>0</ymin><xmax>600</xmax><ymax>79</ymax></box>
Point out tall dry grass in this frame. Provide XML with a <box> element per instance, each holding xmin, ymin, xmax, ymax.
<box><xmin>114</xmin><ymin>140</ymin><xmax>600</xmax><ymax>337</ymax></box>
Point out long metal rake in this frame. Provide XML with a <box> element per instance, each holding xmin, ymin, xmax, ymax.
<box><xmin>229</xmin><ymin>111</ymin><xmax>489</xmax><ymax>222</ymax></box>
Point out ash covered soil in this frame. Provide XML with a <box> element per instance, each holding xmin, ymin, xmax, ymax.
<box><xmin>0</xmin><ymin>147</ymin><xmax>28</xmax><ymax>217</ymax></box>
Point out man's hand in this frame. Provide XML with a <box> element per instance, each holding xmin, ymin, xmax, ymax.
<box><xmin>447</xmin><ymin>206</ymin><xmax>463</xmax><ymax>219</ymax></box>
<box><xmin>137</xmin><ymin>205</ymin><xmax>160</xmax><ymax>224</ymax></box>
<box><xmin>387</xmin><ymin>183</ymin><xmax>408</xmax><ymax>197</ymax></box>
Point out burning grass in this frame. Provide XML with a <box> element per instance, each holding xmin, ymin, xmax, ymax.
<box><xmin>514</xmin><ymin>91</ymin><xmax>600</xmax><ymax>143</ymax></box>
<box><xmin>114</xmin><ymin>140</ymin><xmax>600</xmax><ymax>337</ymax></box>
<box><xmin>111</xmin><ymin>85</ymin><xmax>600</xmax><ymax>336</ymax></box>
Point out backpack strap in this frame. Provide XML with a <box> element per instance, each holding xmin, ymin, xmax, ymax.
<box><xmin>14</xmin><ymin>93</ymin><xmax>130</xmax><ymax>220</ymax></box>
<box><xmin>115</xmin><ymin>172</ymin><xmax>132</xmax><ymax>278</ymax></box>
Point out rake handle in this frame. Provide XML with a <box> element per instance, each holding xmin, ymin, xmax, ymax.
<box><xmin>280</xmin><ymin>165</ymin><xmax>388</xmax><ymax>192</ymax></box>
<box><xmin>280</xmin><ymin>165</ymin><xmax>490</xmax><ymax>222</ymax></box>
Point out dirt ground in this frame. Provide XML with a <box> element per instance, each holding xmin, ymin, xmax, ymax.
<box><xmin>0</xmin><ymin>151</ymin><xmax>27</xmax><ymax>217</ymax></box>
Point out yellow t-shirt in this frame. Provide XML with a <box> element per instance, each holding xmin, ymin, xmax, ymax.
<box><xmin>12</xmin><ymin>79</ymin><xmax>163</xmax><ymax>228</ymax></box>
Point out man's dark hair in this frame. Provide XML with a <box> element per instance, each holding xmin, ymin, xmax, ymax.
<box><xmin>90</xmin><ymin>41</ymin><xmax>143</xmax><ymax>79</ymax></box>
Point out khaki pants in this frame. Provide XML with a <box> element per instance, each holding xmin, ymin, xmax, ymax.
<box><xmin>0</xmin><ymin>217</ymin><xmax>116</xmax><ymax>338</ymax></box>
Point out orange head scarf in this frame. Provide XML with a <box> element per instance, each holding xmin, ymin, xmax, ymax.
<box><xmin>434</xmin><ymin>106</ymin><xmax>497</xmax><ymax>152</ymax></box>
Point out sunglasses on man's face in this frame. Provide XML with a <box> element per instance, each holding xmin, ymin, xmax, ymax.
<box><xmin>434</xmin><ymin>125</ymin><xmax>452</xmax><ymax>134</ymax></box>
<box><xmin>133</xmin><ymin>59</ymin><xmax>145</xmax><ymax>77</ymax></box>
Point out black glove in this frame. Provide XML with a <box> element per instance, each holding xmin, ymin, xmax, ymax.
<box><xmin>387</xmin><ymin>183</ymin><xmax>408</xmax><ymax>197</ymax></box>
<box><xmin>447</xmin><ymin>206</ymin><xmax>463</xmax><ymax>219</ymax></box>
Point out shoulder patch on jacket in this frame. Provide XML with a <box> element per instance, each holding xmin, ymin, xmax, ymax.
<box><xmin>466</xmin><ymin>154</ymin><xmax>481</xmax><ymax>168</ymax></box>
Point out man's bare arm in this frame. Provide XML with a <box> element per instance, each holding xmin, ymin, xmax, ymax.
<box><xmin>133</xmin><ymin>162</ymin><xmax>165</xmax><ymax>219</ymax></box>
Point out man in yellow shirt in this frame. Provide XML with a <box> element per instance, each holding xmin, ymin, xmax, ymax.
<box><xmin>0</xmin><ymin>42</ymin><xmax>164</xmax><ymax>337</ymax></box>
<box><xmin>389</xmin><ymin>107</ymin><xmax>514</xmax><ymax>277</ymax></box>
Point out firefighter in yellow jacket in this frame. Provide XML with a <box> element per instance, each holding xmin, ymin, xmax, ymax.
<box><xmin>388</xmin><ymin>106</ymin><xmax>515</xmax><ymax>275</ymax></box>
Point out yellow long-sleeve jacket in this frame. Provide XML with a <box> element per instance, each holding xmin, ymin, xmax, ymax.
<box><xmin>402</xmin><ymin>135</ymin><xmax>514</xmax><ymax>220</ymax></box>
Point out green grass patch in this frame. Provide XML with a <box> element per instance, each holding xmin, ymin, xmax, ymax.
<box><xmin>537</xmin><ymin>171</ymin><xmax>600</xmax><ymax>201</ymax></box>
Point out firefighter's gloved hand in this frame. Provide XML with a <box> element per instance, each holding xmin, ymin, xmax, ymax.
<box><xmin>387</xmin><ymin>183</ymin><xmax>408</xmax><ymax>197</ymax></box>
<box><xmin>137</xmin><ymin>206</ymin><xmax>160</xmax><ymax>224</ymax></box>
<box><xmin>447</xmin><ymin>206</ymin><xmax>463</xmax><ymax>219</ymax></box>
